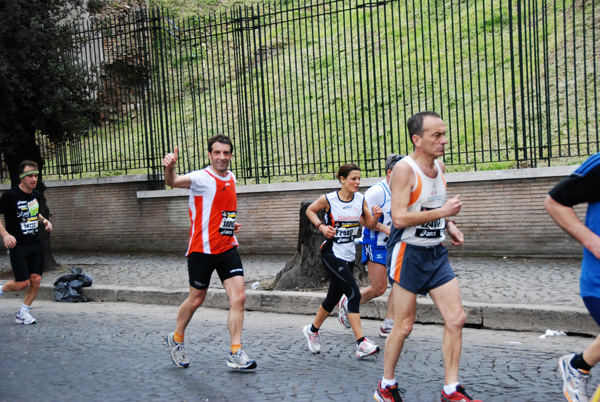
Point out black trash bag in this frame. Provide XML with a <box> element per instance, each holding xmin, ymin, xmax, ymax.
<box><xmin>53</xmin><ymin>267</ymin><xmax>94</xmax><ymax>302</ymax></box>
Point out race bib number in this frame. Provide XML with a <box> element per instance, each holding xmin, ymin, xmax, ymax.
<box><xmin>219</xmin><ymin>210</ymin><xmax>237</xmax><ymax>236</ymax></box>
<box><xmin>415</xmin><ymin>207</ymin><xmax>444</xmax><ymax>238</ymax></box>
<box><xmin>20</xmin><ymin>219</ymin><xmax>39</xmax><ymax>236</ymax></box>
<box><xmin>334</xmin><ymin>221</ymin><xmax>359</xmax><ymax>243</ymax></box>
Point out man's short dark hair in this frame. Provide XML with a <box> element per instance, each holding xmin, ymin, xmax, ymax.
<box><xmin>208</xmin><ymin>134</ymin><xmax>234</xmax><ymax>153</ymax></box>
<box><xmin>407</xmin><ymin>111</ymin><xmax>441</xmax><ymax>142</ymax></box>
<box><xmin>19</xmin><ymin>160</ymin><xmax>38</xmax><ymax>174</ymax></box>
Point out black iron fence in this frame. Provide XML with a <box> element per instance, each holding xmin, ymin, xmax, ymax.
<box><xmin>36</xmin><ymin>0</ymin><xmax>599</xmax><ymax>183</ymax></box>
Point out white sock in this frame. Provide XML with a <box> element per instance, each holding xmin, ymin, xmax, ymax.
<box><xmin>384</xmin><ymin>319</ymin><xmax>394</xmax><ymax>327</ymax></box>
<box><xmin>381</xmin><ymin>378</ymin><xmax>396</xmax><ymax>388</ymax></box>
<box><xmin>0</xmin><ymin>285</ymin><xmax>4</xmax><ymax>297</ymax></box>
<box><xmin>20</xmin><ymin>304</ymin><xmax>31</xmax><ymax>314</ymax></box>
<box><xmin>444</xmin><ymin>382</ymin><xmax>460</xmax><ymax>395</ymax></box>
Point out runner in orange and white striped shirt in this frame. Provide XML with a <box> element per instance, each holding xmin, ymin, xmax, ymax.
<box><xmin>185</xmin><ymin>163</ymin><xmax>239</xmax><ymax>256</ymax></box>
<box><xmin>375</xmin><ymin>112</ymin><xmax>481</xmax><ymax>402</ymax></box>
<box><xmin>162</xmin><ymin>134</ymin><xmax>257</xmax><ymax>371</ymax></box>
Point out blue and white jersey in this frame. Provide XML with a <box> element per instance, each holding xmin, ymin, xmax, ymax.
<box><xmin>361</xmin><ymin>179</ymin><xmax>392</xmax><ymax>247</ymax></box>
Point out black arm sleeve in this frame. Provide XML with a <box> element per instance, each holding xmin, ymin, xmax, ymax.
<box><xmin>549</xmin><ymin>164</ymin><xmax>600</xmax><ymax>207</ymax></box>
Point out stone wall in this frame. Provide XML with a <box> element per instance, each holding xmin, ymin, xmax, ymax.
<box><xmin>0</xmin><ymin>166</ymin><xmax>585</xmax><ymax>256</ymax></box>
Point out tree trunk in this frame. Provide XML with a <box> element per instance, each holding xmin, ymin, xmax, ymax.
<box><xmin>273</xmin><ymin>202</ymin><xmax>367</xmax><ymax>290</ymax></box>
<box><xmin>4</xmin><ymin>138</ymin><xmax>60</xmax><ymax>272</ymax></box>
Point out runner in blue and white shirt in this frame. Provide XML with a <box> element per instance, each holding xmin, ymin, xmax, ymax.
<box><xmin>353</xmin><ymin>154</ymin><xmax>402</xmax><ymax>338</ymax></box>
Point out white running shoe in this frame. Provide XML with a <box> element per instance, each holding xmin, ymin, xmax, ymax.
<box><xmin>379</xmin><ymin>323</ymin><xmax>393</xmax><ymax>338</ymax></box>
<box><xmin>166</xmin><ymin>332</ymin><xmax>189</xmax><ymax>368</ymax></box>
<box><xmin>356</xmin><ymin>337</ymin><xmax>380</xmax><ymax>358</ymax></box>
<box><xmin>15</xmin><ymin>310</ymin><xmax>36</xmax><ymax>325</ymax></box>
<box><xmin>338</xmin><ymin>295</ymin><xmax>351</xmax><ymax>329</ymax></box>
<box><xmin>302</xmin><ymin>325</ymin><xmax>321</xmax><ymax>354</ymax></box>
<box><xmin>227</xmin><ymin>348</ymin><xmax>257</xmax><ymax>370</ymax></box>
<box><xmin>559</xmin><ymin>353</ymin><xmax>590</xmax><ymax>402</ymax></box>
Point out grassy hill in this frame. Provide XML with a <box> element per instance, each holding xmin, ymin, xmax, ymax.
<box><xmin>37</xmin><ymin>0</ymin><xmax>598</xmax><ymax>182</ymax></box>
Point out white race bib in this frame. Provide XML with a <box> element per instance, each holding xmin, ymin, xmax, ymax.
<box><xmin>334</xmin><ymin>221</ymin><xmax>359</xmax><ymax>243</ymax></box>
<box><xmin>219</xmin><ymin>211</ymin><xmax>237</xmax><ymax>236</ymax></box>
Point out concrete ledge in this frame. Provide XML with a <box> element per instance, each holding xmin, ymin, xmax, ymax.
<box><xmin>477</xmin><ymin>303</ymin><xmax>597</xmax><ymax>335</ymax></box>
<box><xmin>24</xmin><ymin>284</ymin><xmax>597</xmax><ymax>336</ymax></box>
<box><xmin>136</xmin><ymin>165</ymin><xmax>579</xmax><ymax>199</ymax></box>
<box><xmin>137</xmin><ymin>179</ymin><xmax>378</xmax><ymax>199</ymax></box>
<box><xmin>1</xmin><ymin>165</ymin><xmax>579</xmax><ymax>192</ymax></box>
<box><xmin>0</xmin><ymin>174</ymin><xmax>150</xmax><ymax>190</ymax></box>
<box><xmin>444</xmin><ymin>165</ymin><xmax>577</xmax><ymax>183</ymax></box>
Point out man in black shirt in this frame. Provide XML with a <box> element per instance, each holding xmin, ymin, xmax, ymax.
<box><xmin>0</xmin><ymin>160</ymin><xmax>52</xmax><ymax>324</ymax></box>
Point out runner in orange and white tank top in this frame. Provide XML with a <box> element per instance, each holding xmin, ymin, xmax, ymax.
<box><xmin>387</xmin><ymin>154</ymin><xmax>447</xmax><ymax>250</ymax></box>
<box><xmin>186</xmin><ymin>167</ymin><xmax>239</xmax><ymax>256</ymax></box>
<box><xmin>162</xmin><ymin>134</ymin><xmax>257</xmax><ymax>372</ymax></box>
<box><xmin>375</xmin><ymin>112</ymin><xmax>483</xmax><ymax>402</ymax></box>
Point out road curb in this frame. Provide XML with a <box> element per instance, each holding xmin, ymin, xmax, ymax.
<box><xmin>26</xmin><ymin>284</ymin><xmax>597</xmax><ymax>336</ymax></box>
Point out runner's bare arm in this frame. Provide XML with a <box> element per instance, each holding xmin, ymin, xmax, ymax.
<box><xmin>37</xmin><ymin>214</ymin><xmax>53</xmax><ymax>232</ymax></box>
<box><xmin>545</xmin><ymin>195</ymin><xmax>600</xmax><ymax>259</ymax></box>
<box><xmin>359</xmin><ymin>216</ymin><xmax>390</xmax><ymax>236</ymax></box>
<box><xmin>0</xmin><ymin>219</ymin><xmax>16</xmax><ymax>249</ymax></box>
<box><xmin>445</xmin><ymin>220</ymin><xmax>464</xmax><ymax>246</ymax></box>
<box><xmin>163</xmin><ymin>146</ymin><xmax>191</xmax><ymax>189</ymax></box>
<box><xmin>390</xmin><ymin>161</ymin><xmax>461</xmax><ymax>228</ymax></box>
<box><xmin>306</xmin><ymin>195</ymin><xmax>335</xmax><ymax>239</ymax></box>
<box><xmin>362</xmin><ymin>203</ymin><xmax>382</xmax><ymax>230</ymax></box>
<box><xmin>234</xmin><ymin>223</ymin><xmax>242</xmax><ymax>234</ymax></box>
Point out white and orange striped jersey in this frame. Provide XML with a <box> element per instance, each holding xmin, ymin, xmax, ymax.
<box><xmin>387</xmin><ymin>155</ymin><xmax>447</xmax><ymax>248</ymax></box>
<box><xmin>185</xmin><ymin>167</ymin><xmax>239</xmax><ymax>255</ymax></box>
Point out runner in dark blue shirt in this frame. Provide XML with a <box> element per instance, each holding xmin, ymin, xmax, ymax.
<box><xmin>545</xmin><ymin>152</ymin><xmax>600</xmax><ymax>402</ymax></box>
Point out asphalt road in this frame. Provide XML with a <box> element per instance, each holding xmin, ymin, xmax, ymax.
<box><xmin>0</xmin><ymin>299</ymin><xmax>595</xmax><ymax>401</ymax></box>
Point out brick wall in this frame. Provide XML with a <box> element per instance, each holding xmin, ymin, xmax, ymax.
<box><xmin>444</xmin><ymin>170</ymin><xmax>586</xmax><ymax>257</ymax></box>
<box><xmin>0</xmin><ymin>166</ymin><xmax>585</xmax><ymax>256</ymax></box>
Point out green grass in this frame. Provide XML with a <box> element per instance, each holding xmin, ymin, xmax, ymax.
<box><xmin>35</xmin><ymin>0</ymin><xmax>600</xmax><ymax>183</ymax></box>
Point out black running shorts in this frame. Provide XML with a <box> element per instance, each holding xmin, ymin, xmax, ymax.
<box><xmin>9</xmin><ymin>241</ymin><xmax>44</xmax><ymax>282</ymax></box>
<box><xmin>187</xmin><ymin>247</ymin><xmax>244</xmax><ymax>290</ymax></box>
